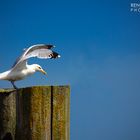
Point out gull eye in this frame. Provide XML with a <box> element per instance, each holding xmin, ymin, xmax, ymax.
<box><xmin>38</xmin><ymin>66</ymin><xmax>41</xmax><ymax>69</ymax></box>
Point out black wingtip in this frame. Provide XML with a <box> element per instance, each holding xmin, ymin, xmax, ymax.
<box><xmin>44</xmin><ymin>45</ymin><xmax>54</xmax><ymax>49</ymax></box>
<box><xmin>50</xmin><ymin>51</ymin><xmax>61</xmax><ymax>59</ymax></box>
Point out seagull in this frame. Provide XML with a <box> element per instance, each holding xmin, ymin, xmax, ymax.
<box><xmin>0</xmin><ymin>44</ymin><xmax>60</xmax><ymax>89</ymax></box>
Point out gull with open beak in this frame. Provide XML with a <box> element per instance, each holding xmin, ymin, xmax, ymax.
<box><xmin>0</xmin><ymin>44</ymin><xmax>60</xmax><ymax>89</ymax></box>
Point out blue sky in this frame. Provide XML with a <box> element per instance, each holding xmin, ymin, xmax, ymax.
<box><xmin>0</xmin><ymin>0</ymin><xmax>140</xmax><ymax>139</ymax></box>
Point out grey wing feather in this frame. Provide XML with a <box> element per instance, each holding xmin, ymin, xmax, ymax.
<box><xmin>25</xmin><ymin>44</ymin><xmax>54</xmax><ymax>55</ymax></box>
<box><xmin>12</xmin><ymin>44</ymin><xmax>60</xmax><ymax>69</ymax></box>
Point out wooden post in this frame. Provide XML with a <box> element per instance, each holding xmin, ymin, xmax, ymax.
<box><xmin>0</xmin><ymin>86</ymin><xmax>70</xmax><ymax>140</ymax></box>
<box><xmin>0</xmin><ymin>89</ymin><xmax>16</xmax><ymax>140</ymax></box>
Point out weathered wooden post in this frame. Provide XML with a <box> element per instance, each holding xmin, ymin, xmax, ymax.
<box><xmin>0</xmin><ymin>89</ymin><xmax>16</xmax><ymax>140</ymax></box>
<box><xmin>0</xmin><ymin>86</ymin><xmax>70</xmax><ymax>140</ymax></box>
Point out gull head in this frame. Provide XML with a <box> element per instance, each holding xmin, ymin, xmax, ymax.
<box><xmin>33</xmin><ymin>64</ymin><xmax>47</xmax><ymax>75</ymax></box>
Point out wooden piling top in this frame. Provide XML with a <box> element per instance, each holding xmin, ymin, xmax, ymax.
<box><xmin>0</xmin><ymin>85</ymin><xmax>70</xmax><ymax>140</ymax></box>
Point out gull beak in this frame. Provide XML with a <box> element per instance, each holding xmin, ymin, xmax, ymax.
<box><xmin>40</xmin><ymin>69</ymin><xmax>47</xmax><ymax>75</ymax></box>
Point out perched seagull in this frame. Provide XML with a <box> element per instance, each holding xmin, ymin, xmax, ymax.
<box><xmin>0</xmin><ymin>44</ymin><xmax>60</xmax><ymax>89</ymax></box>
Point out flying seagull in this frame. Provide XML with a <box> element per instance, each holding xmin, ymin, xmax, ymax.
<box><xmin>0</xmin><ymin>44</ymin><xmax>60</xmax><ymax>89</ymax></box>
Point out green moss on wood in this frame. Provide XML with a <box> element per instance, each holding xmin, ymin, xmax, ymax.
<box><xmin>0</xmin><ymin>85</ymin><xmax>70</xmax><ymax>140</ymax></box>
<box><xmin>52</xmin><ymin>86</ymin><xmax>70</xmax><ymax>140</ymax></box>
<box><xmin>0</xmin><ymin>89</ymin><xmax>16</xmax><ymax>94</ymax></box>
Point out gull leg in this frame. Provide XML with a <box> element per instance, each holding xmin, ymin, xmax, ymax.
<box><xmin>11</xmin><ymin>81</ymin><xmax>18</xmax><ymax>89</ymax></box>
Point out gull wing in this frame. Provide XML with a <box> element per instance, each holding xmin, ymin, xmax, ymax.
<box><xmin>12</xmin><ymin>44</ymin><xmax>60</xmax><ymax>70</ymax></box>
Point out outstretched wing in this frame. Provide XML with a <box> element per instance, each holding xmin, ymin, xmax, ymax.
<box><xmin>12</xmin><ymin>44</ymin><xmax>60</xmax><ymax>70</ymax></box>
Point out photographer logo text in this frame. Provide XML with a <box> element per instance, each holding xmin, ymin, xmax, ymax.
<box><xmin>130</xmin><ymin>3</ymin><xmax>140</xmax><ymax>12</ymax></box>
